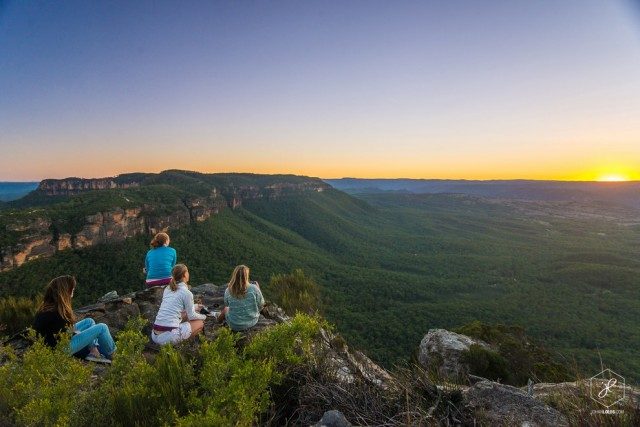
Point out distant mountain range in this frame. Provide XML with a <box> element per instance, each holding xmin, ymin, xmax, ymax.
<box><xmin>0</xmin><ymin>182</ymin><xmax>39</xmax><ymax>201</ymax></box>
<box><xmin>326</xmin><ymin>178</ymin><xmax>640</xmax><ymax>208</ymax></box>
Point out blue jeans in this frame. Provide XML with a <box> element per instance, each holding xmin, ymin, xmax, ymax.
<box><xmin>70</xmin><ymin>318</ymin><xmax>116</xmax><ymax>357</ymax></box>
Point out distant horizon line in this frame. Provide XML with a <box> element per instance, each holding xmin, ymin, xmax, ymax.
<box><xmin>2</xmin><ymin>172</ymin><xmax>640</xmax><ymax>185</ymax></box>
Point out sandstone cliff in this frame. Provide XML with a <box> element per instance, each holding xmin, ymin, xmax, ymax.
<box><xmin>0</xmin><ymin>171</ymin><xmax>330</xmax><ymax>272</ymax></box>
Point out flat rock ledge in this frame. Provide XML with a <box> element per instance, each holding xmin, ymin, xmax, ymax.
<box><xmin>464</xmin><ymin>380</ymin><xmax>569</xmax><ymax>427</ymax></box>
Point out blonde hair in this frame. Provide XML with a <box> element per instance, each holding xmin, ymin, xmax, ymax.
<box><xmin>168</xmin><ymin>264</ymin><xmax>188</xmax><ymax>292</ymax></box>
<box><xmin>38</xmin><ymin>275</ymin><xmax>76</xmax><ymax>324</ymax></box>
<box><xmin>150</xmin><ymin>232</ymin><xmax>170</xmax><ymax>248</ymax></box>
<box><xmin>228</xmin><ymin>265</ymin><xmax>250</xmax><ymax>298</ymax></box>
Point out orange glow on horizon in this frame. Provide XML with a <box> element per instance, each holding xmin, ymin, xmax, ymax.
<box><xmin>597</xmin><ymin>174</ymin><xmax>629</xmax><ymax>182</ymax></box>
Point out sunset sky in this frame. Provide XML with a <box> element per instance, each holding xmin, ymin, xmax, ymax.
<box><xmin>1</xmin><ymin>0</ymin><xmax>640</xmax><ymax>181</ymax></box>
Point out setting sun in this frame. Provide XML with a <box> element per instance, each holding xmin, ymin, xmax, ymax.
<box><xmin>597</xmin><ymin>174</ymin><xmax>629</xmax><ymax>182</ymax></box>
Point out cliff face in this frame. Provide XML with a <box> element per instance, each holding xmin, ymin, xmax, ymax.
<box><xmin>0</xmin><ymin>173</ymin><xmax>329</xmax><ymax>272</ymax></box>
<box><xmin>221</xmin><ymin>181</ymin><xmax>327</xmax><ymax>209</ymax></box>
<box><xmin>1</xmin><ymin>197</ymin><xmax>222</xmax><ymax>271</ymax></box>
<box><xmin>38</xmin><ymin>177</ymin><xmax>143</xmax><ymax>196</ymax></box>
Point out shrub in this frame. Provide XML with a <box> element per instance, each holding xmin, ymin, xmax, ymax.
<box><xmin>84</xmin><ymin>315</ymin><xmax>320</xmax><ymax>426</ymax></box>
<box><xmin>0</xmin><ymin>331</ymin><xmax>92</xmax><ymax>426</ymax></box>
<box><xmin>455</xmin><ymin>321</ymin><xmax>572</xmax><ymax>385</ymax></box>
<box><xmin>266</xmin><ymin>269</ymin><xmax>322</xmax><ymax>315</ymax></box>
<box><xmin>0</xmin><ymin>296</ymin><xmax>41</xmax><ymax>337</ymax></box>
<box><xmin>460</xmin><ymin>344</ymin><xmax>510</xmax><ymax>383</ymax></box>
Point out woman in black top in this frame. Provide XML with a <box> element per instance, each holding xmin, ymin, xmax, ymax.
<box><xmin>32</xmin><ymin>275</ymin><xmax>116</xmax><ymax>362</ymax></box>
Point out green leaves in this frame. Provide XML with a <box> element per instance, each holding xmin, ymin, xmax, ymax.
<box><xmin>0</xmin><ymin>314</ymin><xmax>321</xmax><ymax>426</ymax></box>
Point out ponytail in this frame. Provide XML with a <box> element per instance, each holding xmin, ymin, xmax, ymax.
<box><xmin>168</xmin><ymin>264</ymin><xmax>188</xmax><ymax>292</ymax></box>
<box><xmin>150</xmin><ymin>232</ymin><xmax>170</xmax><ymax>248</ymax></box>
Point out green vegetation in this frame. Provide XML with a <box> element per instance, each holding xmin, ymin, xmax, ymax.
<box><xmin>0</xmin><ymin>296</ymin><xmax>42</xmax><ymax>336</ymax></box>
<box><xmin>0</xmin><ymin>315</ymin><xmax>322</xmax><ymax>426</ymax></box>
<box><xmin>0</xmin><ymin>332</ymin><xmax>92</xmax><ymax>426</ymax></box>
<box><xmin>1</xmin><ymin>177</ymin><xmax>638</xmax><ymax>384</ymax></box>
<box><xmin>456</xmin><ymin>321</ymin><xmax>572</xmax><ymax>385</ymax></box>
<box><xmin>267</xmin><ymin>269</ymin><xmax>322</xmax><ymax>315</ymax></box>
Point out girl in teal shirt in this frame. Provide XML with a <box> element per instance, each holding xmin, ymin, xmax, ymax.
<box><xmin>218</xmin><ymin>265</ymin><xmax>264</xmax><ymax>331</ymax></box>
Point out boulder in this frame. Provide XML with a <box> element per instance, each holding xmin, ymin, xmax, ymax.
<box><xmin>464</xmin><ymin>380</ymin><xmax>568</xmax><ymax>426</ymax></box>
<box><xmin>97</xmin><ymin>291</ymin><xmax>118</xmax><ymax>302</ymax></box>
<box><xmin>313</xmin><ymin>410</ymin><xmax>352</xmax><ymax>427</ymax></box>
<box><xmin>418</xmin><ymin>328</ymin><xmax>491</xmax><ymax>381</ymax></box>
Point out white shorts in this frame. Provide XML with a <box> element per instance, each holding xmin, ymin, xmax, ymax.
<box><xmin>151</xmin><ymin>322</ymin><xmax>192</xmax><ymax>345</ymax></box>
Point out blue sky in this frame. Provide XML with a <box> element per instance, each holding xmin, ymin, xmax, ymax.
<box><xmin>1</xmin><ymin>0</ymin><xmax>639</xmax><ymax>180</ymax></box>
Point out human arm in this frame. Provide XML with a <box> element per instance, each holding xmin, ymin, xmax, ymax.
<box><xmin>144</xmin><ymin>252</ymin><xmax>149</xmax><ymax>275</ymax></box>
<box><xmin>254</xmin><ymin>285</ymin><xmax>265</xmax><ymax>309</ymax></box>
<box><xmin>182</xmin><ymin>289</ymin><xmax>206</xmax><ymax>321</ymax></box>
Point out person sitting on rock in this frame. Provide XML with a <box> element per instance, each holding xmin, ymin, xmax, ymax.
<box><xmin>144</xmin><ymin>232</ymin><xmax>177</xmax><ymax>288</ymax></box>
<box><xmin>151</xmin><ymin>263</ymin><xmax>206</xmax><ymax>345</ymax></box>
<box><xmin>33</xmin><ymin>275</ymin><xmax>116</xmax><ymax>364</ymax></box>
<box><xmin>217</xmin><ymin>265</ymin><xmax>264</xmax><ymax>332</ymax></box>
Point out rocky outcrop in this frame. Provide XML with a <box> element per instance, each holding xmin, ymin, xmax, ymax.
<box><xmin>1</xmin><ymin>173</ymin><xmax>329</xmax><ymax>272</ymax></box>
<box><xmin>38</xmin><ymin>176</ymin><xmax>145</xmax><ymax>196</ymax></box>
<box><xmin>0</xmin><ymin>204</ymin><xmax>210</xmax><ymax>271</ymax></box>
<box><xmin>418</xmin><ymin>328</ymin><xmax>492</xmax><ymax>381</ymax></box>
<box><xmin>464</xmin><ymin>380</ymin><xmax>569</xmax><ymax>426</ymax></box>
<box><xmin>220</xmin><ymin>181</ymin><xmax>328</xmax><ymax>209</ymax></box>
<box><xmin>313</xmin><ymin>410</ymin><xmax>352</xmax><ymax>427</ymax></box>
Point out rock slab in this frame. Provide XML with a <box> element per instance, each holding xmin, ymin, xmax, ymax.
<box><xmin>464</xmin><ymin>380</ymin><xmax>568</xmax><ymax>426</ymax></box>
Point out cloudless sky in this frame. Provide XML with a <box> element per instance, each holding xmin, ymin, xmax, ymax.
<box><xmin>1</xmin><ymin>0</ymin><xmax>639</xmax><ymax>181</ymax></box>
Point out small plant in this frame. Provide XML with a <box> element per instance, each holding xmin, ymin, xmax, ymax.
<box><xmin>266</xmin><ymin>269</ymin><xmax>322</xmax><ymax>315</ymax></box>
<box><xmin>0</xmin><ymin>295</ymin><xmax>41</xmax><ymax>337</ymax></box>
<box><xmin>460</xmin><ymin>344</ymin><xmax>510</xmax><ymax>383</ymax></box>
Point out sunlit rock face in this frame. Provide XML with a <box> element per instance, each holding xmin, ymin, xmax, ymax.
<box><xmin>0</xmin><ymin>173</ymin><xmax>330</xmax><ymax>271</ymax></box>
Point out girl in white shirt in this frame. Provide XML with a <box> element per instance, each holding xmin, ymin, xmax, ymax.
<box><xmin>151</xmin><ymin>264</ymin><xmax>206</xmax><ymax>345</ymax></box>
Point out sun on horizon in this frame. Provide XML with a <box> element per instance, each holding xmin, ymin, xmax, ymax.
<box><xmin>597</xmin><ymin>173</ymin><xmax>629</xmax><ymax>182</ymax></box>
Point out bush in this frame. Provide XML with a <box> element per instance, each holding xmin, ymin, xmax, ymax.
<box><xmin>0</xmin><ymin>296</ymin><xmax>41</xmax><ymax>337</ymax></box>
<box><xmin>266</xmin><ymin>269</ymin><xmax>322</xmax><ymax>316</ymax></box>
<box><xmin>460</xmin><ymin>344</ymin><xmax>510</xmax><ymax>383</ymax></box>
<box><xmin>455</xmin><ymin>321</ymin><xmax>572</xmax><ymax>385</ymax></box>
<box><xmin>0</xmin><ymin>331</ymin><xmax>92</xmax><ymax>426</ymax></box>
<box><xmin>84</xmin><ymin>315</ymin><xmax>320</xmax><ymax>426</ymax></box>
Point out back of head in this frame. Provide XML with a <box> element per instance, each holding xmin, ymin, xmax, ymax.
<box><xmin>228</xmin><ymin>265</ymin><xmax>250</xmax><ymax>298</ymax></box>
<box><xmin>38</xmin><ymin>275</ymin><xmax>76</xmax><ymax>323</ymax></box>
<box><xmin>168</xmin><ymin>263</ymin><xmax>188</xmax><ymax>292</ymax></box>
<box><xmin>150</xmin><ymin>232</ymin><xmax>170</xmax><ymax>248</ymax></box>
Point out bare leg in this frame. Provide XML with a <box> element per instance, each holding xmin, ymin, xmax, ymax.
<box><xmin>217</xmin><ymin>307</ymin><xmax>228</xmax><ymax>324</ymax></box>
<box><xmin>189</xmin><ymin>319</ymin><xmax>204</xmax><ymax>336</ymax></box>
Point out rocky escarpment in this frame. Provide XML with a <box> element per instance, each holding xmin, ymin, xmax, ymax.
<box><xmin>0</xmin><ymin>198</ymin><xmax>225</xmax><ymax>271</ymax></box>
<box><xmin>38</xmin><ymin>175</ymin><xmax>146</xmax><ymax>196</ymax></box>
<box><xmin>36</xmin><ymin>172</ymin><xmax>330</xmax><ymax>202</ymax></box>
<box><xmin>0</xmin><ymin>172</ymin><xmax>330</xmax><ymax>272</ymax></box>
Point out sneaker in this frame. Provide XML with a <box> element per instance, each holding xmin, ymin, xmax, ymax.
<box><xmin>85</xmin><ymin>355</ymin><xmax>112</xmax><ymax>365</ymax></box>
